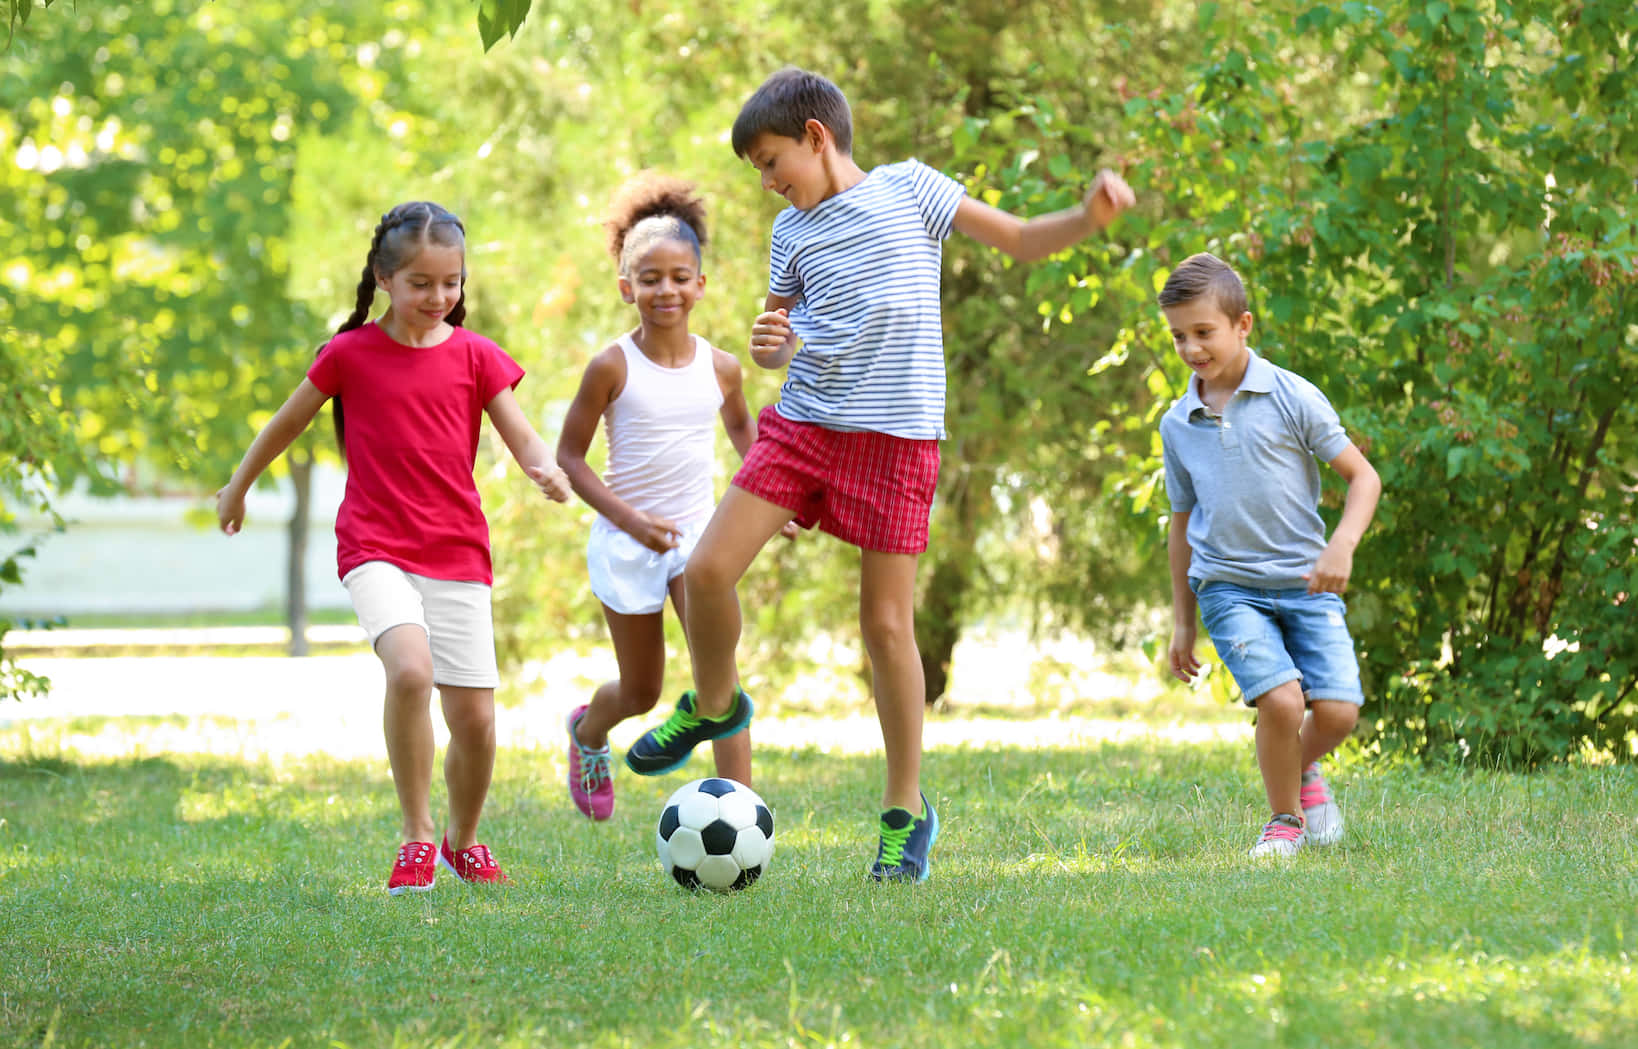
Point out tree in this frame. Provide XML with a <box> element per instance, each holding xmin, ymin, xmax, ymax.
<box><xmin>1025</xmin><ymin>0</ymin><xmax>1638</xmax><ymax>762</ymax></box>
<box><xmin>0</xmin><ymin>0</ymin><xmax>420</xmax><ymax>659</ymax></box>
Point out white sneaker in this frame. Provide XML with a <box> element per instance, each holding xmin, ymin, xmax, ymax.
<box><xmin>1249</xmin><ymin>813</ymin><xmax>1307</xmax><ymax>858</ymax></box>
<box><xmin>1300</xmin><ymin>764</ymin><xmax>1344</xmax><ymax>847</ymax></box>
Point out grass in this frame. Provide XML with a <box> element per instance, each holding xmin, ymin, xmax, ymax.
<box><xmin>1</xmin><ymin>712</ymin><xmax>1635</xmax><ymax>1048</ymax></box>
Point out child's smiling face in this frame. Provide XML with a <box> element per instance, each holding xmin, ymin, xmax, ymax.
<box><xmin>744</xmin><ymin>127</ymin><xmax>830</xmax><ymax>211</ymax></box>
<box><xmin>1163</xmin><ymin>296</ymin><xmax>1254</xmax><ymax>395</ymax></box>
<box><xmin>620</xmin><ymin>238</ymin><xmax>705</xmax><ymax>330</ymax></box>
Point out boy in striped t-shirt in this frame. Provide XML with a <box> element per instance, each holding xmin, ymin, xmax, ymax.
<box><xmin>626</xmin><ymin>66</ymin><xmax>1134</xmax><ymax>882</ymax></box>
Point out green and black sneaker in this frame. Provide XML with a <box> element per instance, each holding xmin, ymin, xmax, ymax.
<box><xmin>624</xmin><ymin>688</ymin><xmax>753</xmax><ymax>776</ymax></box>
<box><xmin>869</xmin><ymin>792</ymin><xmax>939</xmax><ymax>883</ymax></box>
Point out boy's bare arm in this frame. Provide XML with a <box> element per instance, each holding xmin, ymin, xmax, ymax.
<box><xmin>1305</xmin><ymin>443</ymin><xmax>1381</xmax><ymax>594</ymax></box>
<box><xmin>951</xmin><ymin>169</ymin><xmax>1136</xmax><ymax>262</ymax></box>
<box><xmin>1167</xmin><ymin>509</ymin><xmax>1202</xmax><ymax>683</ymax></box>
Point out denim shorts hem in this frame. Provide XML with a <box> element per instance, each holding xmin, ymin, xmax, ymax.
<box><xmin>1238</xmin><ymin>670</ymin><xmax>1303</xmax><ymax>707</ymax></box>
<box><xmin>1303</xmin><ymin>688</ymin><xmax>1365</xmax><ymax>706</ymax></box>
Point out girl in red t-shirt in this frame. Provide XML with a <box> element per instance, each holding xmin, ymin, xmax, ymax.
<box><xmin>216</xmin><ymin>201</ymin><xmax>572</xmax><ymax>895</ymax></box>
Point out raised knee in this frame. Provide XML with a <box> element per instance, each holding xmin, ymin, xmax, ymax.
<box><xmin>684</xmin><ymin>554</ymin><xmax>733</xmax><ymax>595</ymax></box>
<box><xmin>1315</xmin><ymin>700</ymin><xmax>1360</xmax><ymax>734</ymax></box>
<box><xmin>620</xmin><ymin>680</ymin><xmax>665</xmax><ymax>714</ymax></box>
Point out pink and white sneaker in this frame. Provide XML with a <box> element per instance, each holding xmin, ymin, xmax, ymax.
<box><xmin>567</xmin><ymin>704</ymin><xmax>615</xmax><ymax>821</ymax></box>
<box><xmin>1249</xmin><ymin>813</ymin><xmax>1306</xmax><ymax>858</ymax></box>
<box><xmin>386</xmin><ymin>840</ymin><xmax>437</xmax><ymax>896</ymax></box>
<box><xmin>1300</xmin><ymin>763</ymin><xmax>1344</xmax><ymax>847</ymax></box>
<box><xmin>438</xmin><ymin>836</ymin><xmax>510</xmax><ymax>886</ymax></box>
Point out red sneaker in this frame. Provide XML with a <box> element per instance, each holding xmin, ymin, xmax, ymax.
<box><xmin>438</xmin><ymin>836</ymin><xmax>510</xmax><ymax>886</ymax></box>
<box><xmin>386</xmin><ymin>840</ymin><xmax>437</xmax><ymax>896</ymax></box>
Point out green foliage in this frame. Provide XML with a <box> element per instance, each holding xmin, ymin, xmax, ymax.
<box><xmin>2</xmin><ymin>0</ymin><xmax>57</xmax><ymax>48</ymax></box>
<box><xmin>1010</xmin><ymin>0</ymin><xmax>1637</xmax><ymax>762</ymax></box>
<box><xmin>476</xmin><ymin>0</ymin><xmax>532</xmax><ymax>50</ymax></box>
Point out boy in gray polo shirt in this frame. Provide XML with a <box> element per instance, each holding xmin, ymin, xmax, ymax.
<box><xmin>1158</xmin><ymin>253</ymin><xmax>1382</xmax><ymax>858</ymax></box>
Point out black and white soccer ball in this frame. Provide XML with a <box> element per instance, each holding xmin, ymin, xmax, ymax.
<box><xmin>656</xmin><ymin>777</ymin><xmax>775</xmax><ymax>892</ymax></box>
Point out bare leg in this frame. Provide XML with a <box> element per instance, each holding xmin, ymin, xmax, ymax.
<box><xmin>439</xmin><ymin>684</ymin><xmax>496</xmax><ymax>851</ymax></box>
<box><xmin>670</xmin><ymin>577</ymin><xmax>752</xmax><ymax>785</ymax></box>
<box><xmin>1252</xmin><ymin>679</ymin><xmax>1307</xmax><ymax>817</ymax></box>
<box><xmin>860</xmin><ymin>550</ymin><xmax>924</xmax><ymax>813</ymax></box>
<box><xmin>682</xmin><ymin>486</ymin><xmax>794</xmax><ymax>718</ymax></box>
<box><xmin>377</xmin><ymin>624</ymin><xmax>438</xmax><ymax>844</ymax></box>
<box><xmin>574</xmin><ymin>606</ymin><xmax>668</xmax><ymax>748</ymax></box>
<box><xmin>1300</xmin><ymin>700</ymin><xmax>1360</xmax><ymax>767</ymax></box>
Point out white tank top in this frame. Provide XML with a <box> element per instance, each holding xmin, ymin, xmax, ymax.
<box><xmin>600</xmin><ymin>333</ymin><xmax>723</xmax><ymax>527</ymax></box>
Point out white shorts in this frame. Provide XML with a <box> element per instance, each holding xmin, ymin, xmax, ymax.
<box><xmin>342</xmin><ymin>561</ymin><xmax>499</xmax><ymax>689</ymax></box>
<box><xmin>587</xmin><ymin>517</ymin><xmax>707</xmax><ymax>616</ymax></box>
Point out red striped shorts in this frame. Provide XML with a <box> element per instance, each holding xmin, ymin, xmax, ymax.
<box><xmin>732</xmin><ymin>405</ymin><xmax>940</xmax><ymax>554</ymax></box>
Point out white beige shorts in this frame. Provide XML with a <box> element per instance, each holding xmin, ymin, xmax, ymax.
<box><xmin>587</xmin><ymin>516</ymin><xmax>708</xmax><ymax>616</ymax></box>
<box><xmin>342</xmin><ymin>561</ymin><xmax>499</xmax><ymax>689</ymax></box>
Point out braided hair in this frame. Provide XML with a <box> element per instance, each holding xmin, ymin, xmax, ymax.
<box><xmin>604</xmin><ymin>172</ymin><xmax>707</xmax><ymax>279</ymax></box>
<box><xmin>323</xmin><ymin>202</ymin><xmax>468</xmax><ymax>451</ymax></box>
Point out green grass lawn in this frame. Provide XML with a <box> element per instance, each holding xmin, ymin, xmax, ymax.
<box><xmin>2</xmin><ymin>717</ymin><xmax>1634</xmax><ymax>1048</ymax></box>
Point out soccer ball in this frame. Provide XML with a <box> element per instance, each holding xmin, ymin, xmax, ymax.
<box><xmin>656</xmin><ymin>777</ymin><xmax>775</xmax><ymax>892</ymax></box>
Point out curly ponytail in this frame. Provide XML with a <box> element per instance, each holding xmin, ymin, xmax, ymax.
<box><xmin>604</xmin><ymin>172</ymin><xmax>707</xmax><ymax>278</ymax></box>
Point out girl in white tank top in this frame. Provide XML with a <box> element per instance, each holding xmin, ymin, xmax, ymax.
<box><xmin>552</xmin><ymin>173</ymin><xmax>763</xmax><ymax>819</ymax></box>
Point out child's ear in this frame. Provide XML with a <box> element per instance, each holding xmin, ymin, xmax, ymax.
<box><xmin>804</xmin><ymin>119</ymin><xmax>828</xmax><ymax>151</ymax></box>
<box><xmin>618</xmin><ymin>276</ymin><xmax>636</xmax><ymax>304</ymax></box>
<box><xmin>1237</xmin><ymin>311</ymin><xmax>1254</xmax><ymax>338</ymax></box>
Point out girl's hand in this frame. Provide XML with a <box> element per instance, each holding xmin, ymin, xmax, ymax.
<box><xmin>625</xmin><ymin>512</ymin><xmax>682</xmax><ymax>554</ymax></box>
<box><xmin>216</xmin><ymin>486</ymin><xmax>247</xmax><ymax>535</ymax></box>
<box><xmin>749</xmin><ymin>308</ymin><xmax>795</xmax><ymax>369</ymax></box>
<box><xmin>526</xmin><ymin>464</ymin><xmax>572</xmax><ymax>503</ymax></box>
<box><xmin>778</xmin><ymin>520</ymin><xmax>801</xmax><ymax>541</ymax></box>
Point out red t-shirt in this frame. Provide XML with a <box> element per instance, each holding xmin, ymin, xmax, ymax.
<box><xmin>308</xmin><ymin>322</ymin><xmax>525</xmax><ymax>585</ymax></box>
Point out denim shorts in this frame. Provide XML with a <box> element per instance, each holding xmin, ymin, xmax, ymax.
<box><xmin>1191</xmin><ymin>581</ymin><xmax>1364</xmax><ymax>707</ymax></box>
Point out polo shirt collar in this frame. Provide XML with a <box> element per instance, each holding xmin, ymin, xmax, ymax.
<box><xmin>1181</xmin><ymin>347</ymin><xmax>1272</xmax><ymax>415</ymax></box>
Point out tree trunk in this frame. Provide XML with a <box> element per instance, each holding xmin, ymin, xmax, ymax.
<box><xmin>916</xmin><ymin>468</ymin><xmax>985</xmax><ymax>705</ymax></box>
<box><xmin>917</xmin><ymin>551</ymin><xmax>970</xmax><ymax>705</ymax></box>
<box><xmin>285</xmin><ymin>448</ymin><xmax>313</xmax><ymax>658</ymax></box>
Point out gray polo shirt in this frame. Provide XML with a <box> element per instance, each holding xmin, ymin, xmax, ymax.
<box><xmin>1160</xmin><ymin>350</ymin><xmax>1352</xmax><ymax>589</ymax></box>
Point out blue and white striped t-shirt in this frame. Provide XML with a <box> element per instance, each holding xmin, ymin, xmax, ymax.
<box><xmin>767</xmin><ymin>159</ymin><xmax>966</xmax><ymax>439</ymax></box>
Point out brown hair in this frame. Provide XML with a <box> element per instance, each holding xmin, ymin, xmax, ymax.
<box><xmin>1157</xmin><ymin>252</ymin><xmax>1249</xmax><ymax>319</ymax></box>
<box><xmin>730</xmin><ymin>66</ymin><xmax>854</xmax><ymax>158</ymax></box>
<box><xmin>604</xmin><ymin>171</ymin><xmax>707</xmax><ymax>277</ymax></box>
<box><xmin>325</xmin><ymin>202</ymin><xmax>468</xmax><ymax>450</ymax></box>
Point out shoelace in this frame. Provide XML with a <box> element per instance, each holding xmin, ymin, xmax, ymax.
<box><xmin>1299</xmin><ymin>775</ymin><xmax>1331</xmax><ymax>809</ymax></box>
<box><xmin>578</xmin><ymin>747</ymin><xmax>611</xmax><ymax>791</ymax></box>
<box><xmin>877</xmin><ymin>820</ymin><xmax>911</xmax><ymax>867</ymax></box>
<box><xmin>651</xmin><ymin>704</ymin><xmax>702</xmax><ymax>746</ymax></box>
<box><xmin>1260</xmin><ymin>817</ymin><xmax>1304</xmax><ymax>843</ymax></box>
